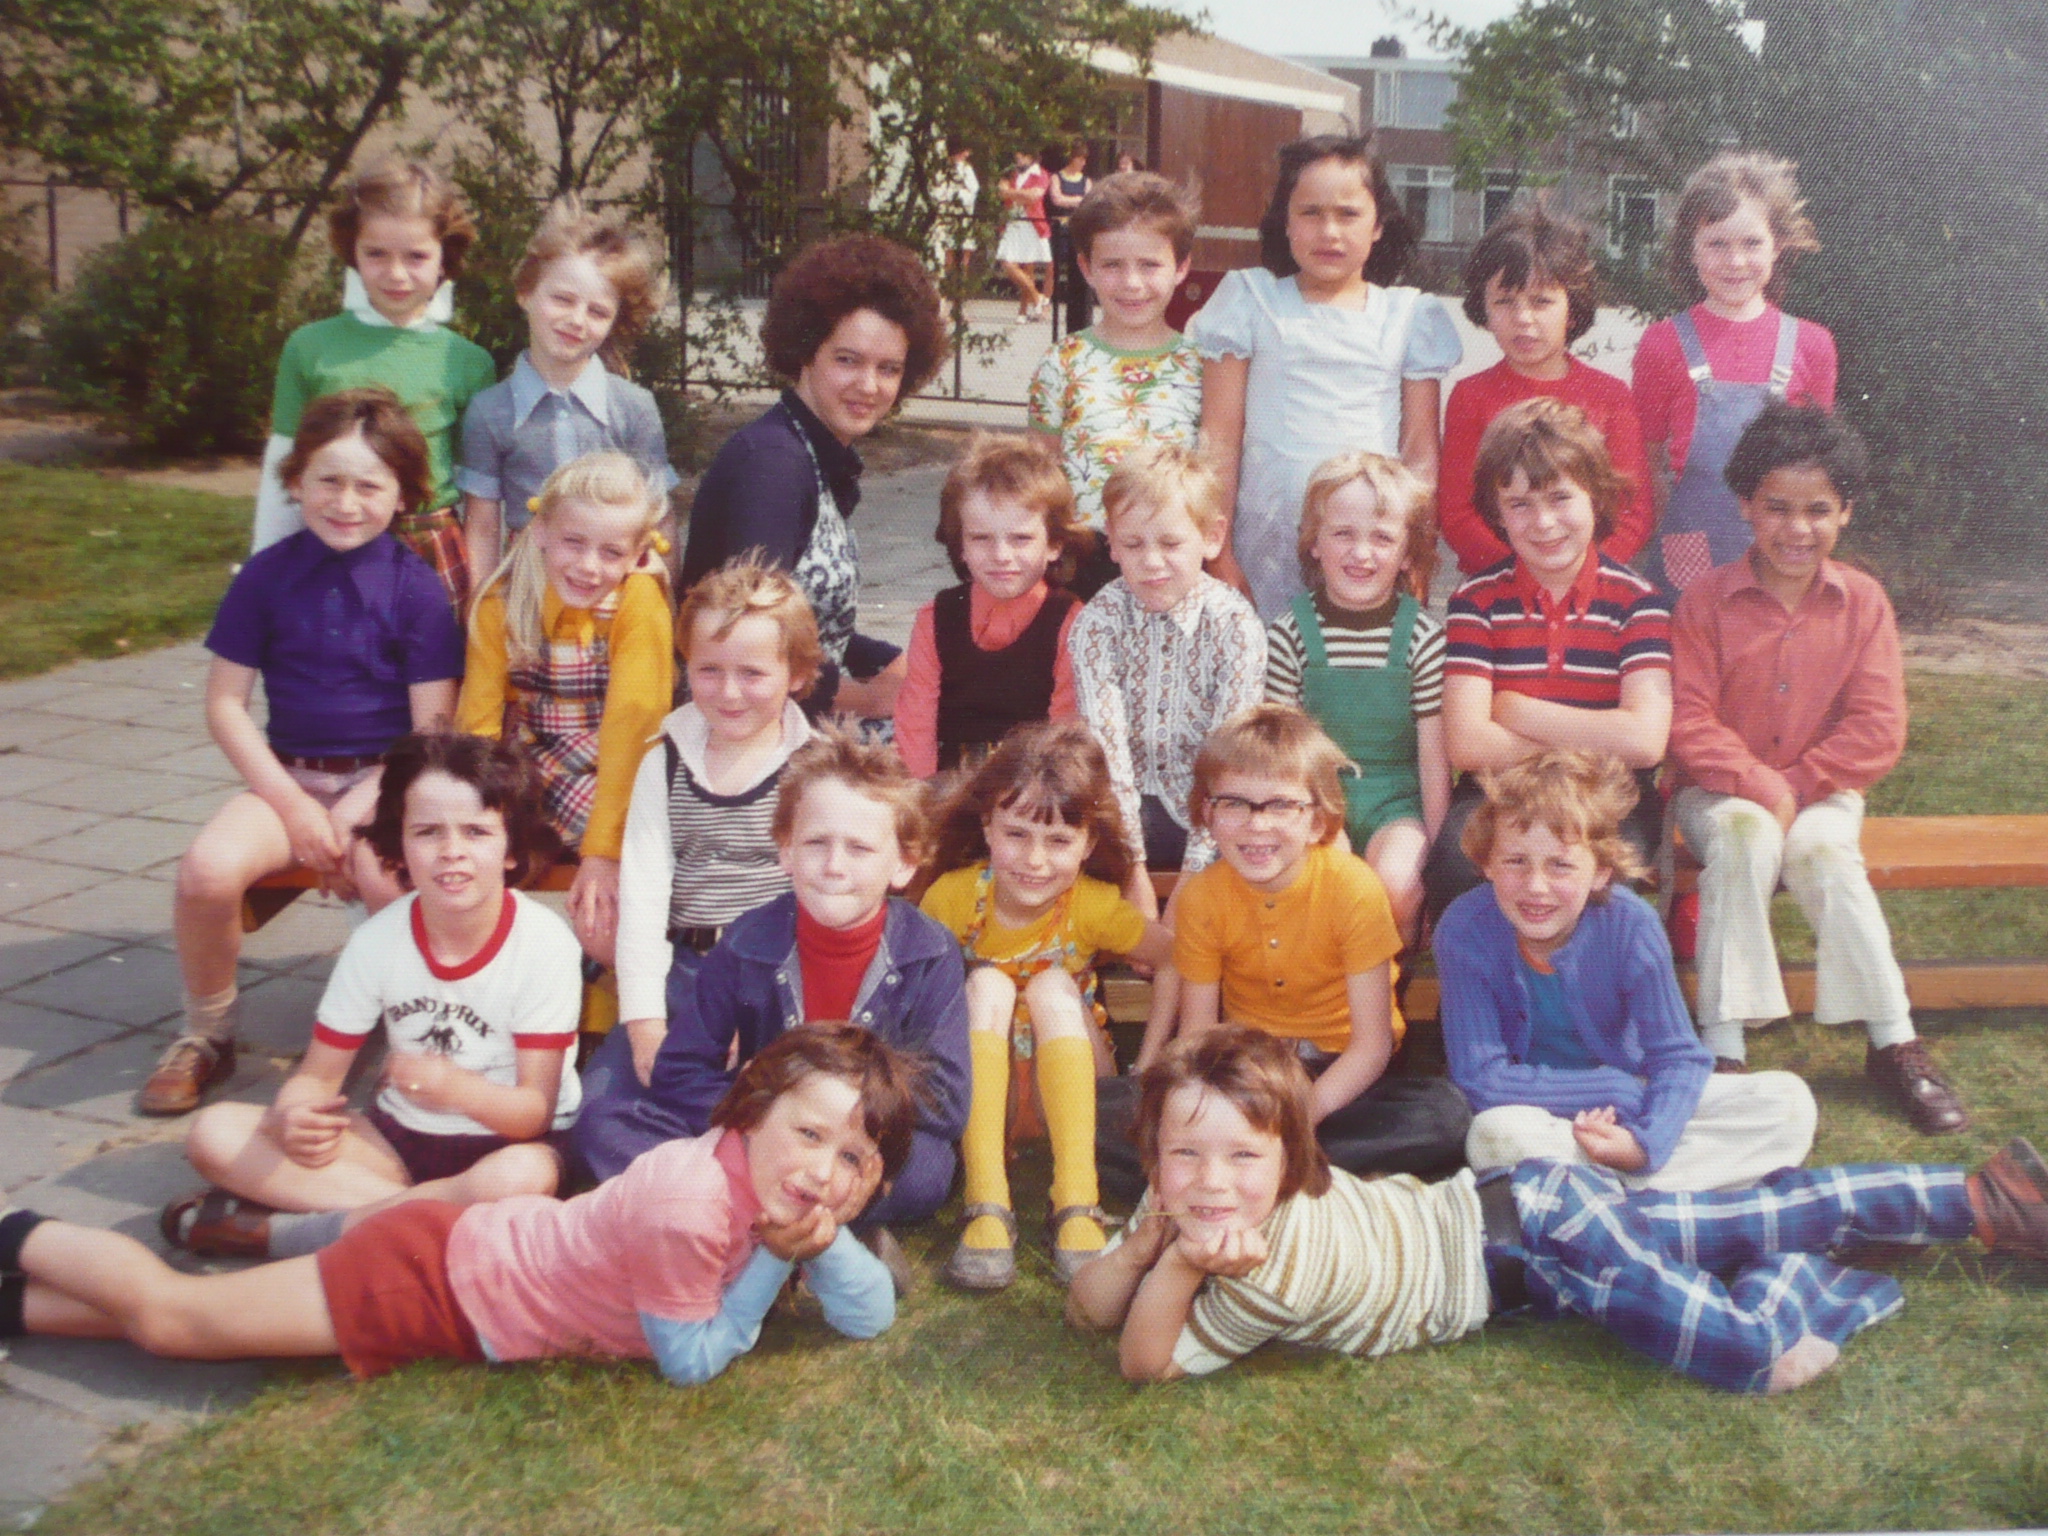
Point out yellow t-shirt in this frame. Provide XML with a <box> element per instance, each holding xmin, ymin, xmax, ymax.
<box><xmin>919</xmin><ymin>864</ymin><xmax>1147</xmax><ymax>974</ymax></box>
<box><xmin>1173</xmin><ymin>843</ymin><xmax>1404</xmax><ymax>1053</ymax></box>
<box><xmin>455</xmin><ymin>572</ymin><xmax>675</xmax><ymax>860</ymax></box>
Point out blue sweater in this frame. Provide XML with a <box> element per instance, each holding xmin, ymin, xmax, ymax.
<box><xmin>637</xmin><ymin>894</ymin><xmax>971</xmax><ymax>1146</ymax></box>
<box><xmin>1433</xmin><ymin>884</ymin><xmax>1711</xmax><ymax>1172</ymax></box>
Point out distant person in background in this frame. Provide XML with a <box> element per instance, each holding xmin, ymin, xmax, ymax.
<box><xmin>1115</xmin><ymin>151</ymin><xmax>1144</xmax><ymax>174</ymax></box>
<box><xmin>930</xmin><ymin>141</ymin><xmax>979</xmax><ymax>279</ymax></box>
<box><xmin>1047</xmin><ymin>142</ymin><xmax>1094</xmax><ymax>335</ymax></box>
<box><xmin>997</xmin><ymin>149</ymin><xmax>1054</xmax><ymax>324</ymax></box>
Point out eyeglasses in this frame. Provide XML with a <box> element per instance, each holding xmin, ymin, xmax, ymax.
<box><xmin>1207</xmin><ymin>793</ymin><xmax>1316</xmax><ymax>830</ymax></box>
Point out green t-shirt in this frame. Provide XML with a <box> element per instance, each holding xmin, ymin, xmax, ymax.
<box><xmin>270</xmin><ymin>314</ymin><xmax>498</xmax><ymax>512</ymax></box>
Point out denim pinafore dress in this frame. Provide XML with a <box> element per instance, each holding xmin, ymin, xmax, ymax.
<box><xmin>1660</xmin><ymin>309</ymin><xmax>1798</xmax><ymax>591</ymax></box>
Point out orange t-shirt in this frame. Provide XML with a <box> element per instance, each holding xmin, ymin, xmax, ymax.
<box><xmin>1173</xmin><ymin>843</ymin><xmax>1404</xmax><ymax>1054</ymax></box>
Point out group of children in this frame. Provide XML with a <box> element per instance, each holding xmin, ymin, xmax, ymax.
<box><xmin>3</xmin><ymin>136</ymin><xmax>2041</xmax><ymax>1400</ymax></box>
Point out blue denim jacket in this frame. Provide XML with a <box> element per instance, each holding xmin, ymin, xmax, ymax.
<box><xmin>639</xmin><ymin>894</ymin><xmax>970</xmax><ymax>1145</ymax></box>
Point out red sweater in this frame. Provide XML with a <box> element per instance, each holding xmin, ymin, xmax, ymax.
<box><xmin>1439</xmin><ymin>357</ymin><xmax>1654</xmax><ymax>576</ymax></box>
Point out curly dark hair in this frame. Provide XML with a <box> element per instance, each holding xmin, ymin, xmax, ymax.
<box><xmin>759</xmin><ymin>234</ymin><xmax>946</xmax><ymax>394</ymax></box>
<box><xmin>1257</xmin><ymin>135</ymin><xmax>1415</xmax><ymax>286</ymax></box>
<box><xmin>356</xmin><ymin>733</ymin><xmax>565</xmax><ymax>890</ymax></box>
<box><xmin>1723</xmin><ymin>399</ymin><xmax>1867</xmax><ymax>502</ymax></box>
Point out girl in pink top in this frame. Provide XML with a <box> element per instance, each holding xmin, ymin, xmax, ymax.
<box><xmin>1631</xmin><ymin>151</ymin><xmax>1835</xmax><ymax>591</ymax></box>
<box><xmin>893</xmin><ymin>434</ymin><xmax>1089</xmax><ymax>778</ymax></box>
<box><xmin>1</xmin><ymin>1026</ymin><xmax>918</xmax><ymax>1384</ymax></box>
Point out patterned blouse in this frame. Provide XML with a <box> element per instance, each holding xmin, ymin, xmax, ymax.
<box><xmin>1068</xmin><ymin>574</ymin><xmax>1267</xmax><ymax>872</ymax></box>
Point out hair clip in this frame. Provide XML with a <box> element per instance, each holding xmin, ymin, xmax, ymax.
<box><xmin>527</xmin><ymin>496</ymin><xmax>542</xmax><ymax>513</ymax></box>
<box><xmin>651</xmin><ymin>531</ymin><xmax>672</xmax><ymax>555</ymax></box>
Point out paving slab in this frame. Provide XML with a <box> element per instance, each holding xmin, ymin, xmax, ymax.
<box><xmin>0</xmin><ymin>1102</ymin><xmax>124</xmax><ymax>1194</ymax></box>
<box><xmin>0</xmin><ymin>753</ymin><xmax>92</xmax><ymax>800</ymax></box>
<box><xmin>16</xmin><ymin>766</ymin><xmax>219</xmax><ymax>818</ymax></box>
<box><xmin>7</xmin><ymin>875</ymin><xmax>174</xmax><ymax>938</ymax></box>
<box><xmin>16</xmin><ymin>816</ymin><xmax>197</xmax><ymax>876</ymax></box>
<box><xmin>128</xmin><ymin>788</ymin><xmax>236</xmax><ymax>827</ymax></box>
<box><xmin>234</xmin><ymin>893</ymin><xmax>353</xmax><ymax>971</ymax></box>
<box><xmin>0</xmin><ymin>1391</ymin><xmax>114</xmax><ymax>1528</ymax></box>
<box><xmin>0</xmin><ymin>923</ymin><xmax>122</xmax><ymax>991</ymax></box>
<box><xmin>32</xmin><ymin>725</ymin><xmax>214</xmax><ymax>772</ymax></box>
<box><xmin>0</xmin><ymin>803</ymin><xmax>105</xmax><ymax>854</ymax></box>
<box><xmin>0</xmin><ymin>855</ymin><xmax>113</xmax><ymax>916</ymax></box>
<box><xmin>0</xmin><ymin>998</ymin><xmax>127</xmax><ymax>1085</ymax></box>
<box><xmin>0</xmin><ymin>711</ymin><xmax>97</xmax><ymax>753</ymax></box>
<box><xmin>3</xmin><ymin>1031</ymin><xmax>182</xmax><ymax>1124</ymax></box>
<box><xmin>25</xmin><ymin>683</ymin><xmax>184</xmax><ymax>726</ymax></box>
<box><xmin>8</xmin><ymin>944</ymin><xmax>186</xmax><ymax>1030</ymax></box>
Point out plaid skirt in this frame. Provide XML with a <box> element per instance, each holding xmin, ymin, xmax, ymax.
<box><xmin>508</xmin><ymin>628</ymin><xmax>612</xmax><ymax>847</ymax></box>
<box><xmin>395</xmin><ymin>506</ymin><xmax>472</xmax><ymax>615</ymax></box>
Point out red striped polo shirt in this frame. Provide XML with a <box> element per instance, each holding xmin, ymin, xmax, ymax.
<box><xmin>1443</xmin><ymin>553</ymin><xmax>1670</xmax><ymax>707</ymax></box>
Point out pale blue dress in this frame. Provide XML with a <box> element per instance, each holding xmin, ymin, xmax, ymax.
<box><xmin>1191</xmin><ymin>267</ymin><xmax>1462</xmax><ymax>621</ymax></box>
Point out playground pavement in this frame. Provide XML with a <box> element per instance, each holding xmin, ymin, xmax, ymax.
<box><xmin>0</xmin><ymin>463</ymin><xmax>952</xmax><ymax>1527</ymax></box>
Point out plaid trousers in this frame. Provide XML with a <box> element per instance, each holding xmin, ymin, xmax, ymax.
<box><xmin>1504</xmin><ymin>1159</ymin><xmax>1976</xmax><ymax>1393</ymax></box>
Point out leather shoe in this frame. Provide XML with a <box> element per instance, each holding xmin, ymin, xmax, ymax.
<box><xmin>160</xmin><ymin>1188</ymin><xmax>273</xmax><ymax>1258</ymax></box>
<box><xmin>1970</xmin><ymin>1137</ymin><xmax>2048</xmax><ymax>1261</ymax></box>
<box><xmin>1712</xmin><ymin>1056</ymin><xmax>1747</xmax><ymax>1074</ymax></box>
<box><xmin>1865</xmin><ymin>1039</ymin><xmax>1969</xmax><ymax>1134</ymax></box>
<box><xmin>138</xmin><ymin>1037</ymin><xmax>235</xmax><ymax>1116</ymax></box>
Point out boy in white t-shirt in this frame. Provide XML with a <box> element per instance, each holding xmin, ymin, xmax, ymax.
<box><xmin>161</xmin><ymin>734</ymin><xmax>582</xmax><ymax>1261</ymax></box>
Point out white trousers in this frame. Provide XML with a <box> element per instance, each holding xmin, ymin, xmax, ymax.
<box><xmin>1465</xmin><ymin>1072</ymin><xmax>1818</xmax><ymax>1192</ymax></box>
<box><xmin>1673</xmin><ymin>786</ymin><xmax>1914</xmax><ymax>1056</ymax></box>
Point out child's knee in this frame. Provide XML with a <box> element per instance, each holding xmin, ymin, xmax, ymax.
<box><xmin>175</xmin><ymin>839</ymin><xmax>255</xmax><ymax>907</ymax></box>
<box><xmin>469</xmin><ymin>1143</ymin><xmax>562</xmax><ymax>1201</ymax></box>
<box><xmin>1704</xmin><ymin>799</ymin><xmax>1785</xmax><ymax>876</ymax></box>
<box><xmin>964</xmin><ymin>966</ymin><xmax>1019</xmax><ymax>1029</ymax></box>
<box><xmin>1022</xmin><ymin>967</ymin><xmax>1088</xmax><ymax>1037</ymax></box>
<box><xmin>183</xmin><ymin>1102</ymin><xmax>263</xmax><ymax>1179</ymax></box>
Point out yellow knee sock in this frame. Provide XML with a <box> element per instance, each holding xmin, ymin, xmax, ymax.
<box><xmin>1038</xmin><ymin>1035</ymin><xmax>1104</xmax><ymax>1252</ymax></box>
<box><xmin>961</xmin><ymin>1031</ymin><xmax>1013</xmax><ymax>1249</ymax></box>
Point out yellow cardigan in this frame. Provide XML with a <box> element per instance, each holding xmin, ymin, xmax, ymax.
<box><xmin>456</xmin><ymin>572</ymin><xmax>674</xmax><ymax>861</ymax></box>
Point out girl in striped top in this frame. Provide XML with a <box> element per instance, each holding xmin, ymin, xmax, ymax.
<box><xmin>1263</xmin><ymin>452</ymin><xmax>1449</xmax><ymax>940</ymax></box>
<box><xmin>607</xmin><ymin>558</ymin><xmax>820</xmax><ymax>1089</ymax></box>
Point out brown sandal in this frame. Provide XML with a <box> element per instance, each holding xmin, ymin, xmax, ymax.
<box><xmin>160</xmin><ymin>1189</ymin><xmax>274</xmax><ymax>1258</ymax></box>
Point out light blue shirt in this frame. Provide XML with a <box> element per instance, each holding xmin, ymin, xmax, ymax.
<box><xmin>456</xmin><ymin>352</ymin><xmax>678</xmax><ymax>533</ymax></box>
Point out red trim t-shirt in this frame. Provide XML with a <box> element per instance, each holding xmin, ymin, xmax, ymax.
<box><xmin>312</xmin><ymin>889</ymin><xmax>584</xmax><ymax>1137</ymax></box>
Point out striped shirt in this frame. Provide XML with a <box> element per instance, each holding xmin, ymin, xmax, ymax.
<box><xmin>1444</xmin><ymin>553</ymin><xmax>1669</xmax><ymax>708</ymax></box>
<box><xmin>1264</xmin><ymin>592</ymin><xmax>1446</xmax><ymax>717</ymax></box>
<box><xmin>614</xmin><ymin>701</ymin><xmax>812</xmax><ymax>1022</ymax></box>
<box><xmin>1109</xmin><ymin>1168</ymin><xmax>1493</xmax><ymax>1377</ymax></box>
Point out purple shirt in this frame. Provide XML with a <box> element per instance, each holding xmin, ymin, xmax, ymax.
<box><xmin>205</xmin><ymin>530</ymin><xmax>464</xmax><ymax>757</ymax></box>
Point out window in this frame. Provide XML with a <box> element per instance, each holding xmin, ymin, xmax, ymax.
<box><xmin>1391</xmin><ymin>164</ymin><xmax>1455</xmax><ymax>244</ymax></box>
<box><xmin>1608</xmin><ymin>177</ymin><xmax>1659</xmax><ymax>261</ymax></box>
<box><xmin>1371</xmin><ymin>68</ymin><xmax>1458</xmax><ymax>131</ymax></box>
<box><xmin>1483</xmin><ymin>175</ymin><xmax>1520</xmax><ymax>232</ymax></box>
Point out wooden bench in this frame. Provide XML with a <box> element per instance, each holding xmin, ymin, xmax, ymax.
<box><xmin>245</xmin><ymin>812</ymin><xmax>2048</xmax><ymax>1021</ymax></box>
<box><xmin>1101</xmin><ymin>813</ymin><xmax>2048</xmax><ymax>1025</ymax></box>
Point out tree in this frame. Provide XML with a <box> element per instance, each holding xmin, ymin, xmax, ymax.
<box><xmin>0</xmin><ymin>0</ymin><xmax>466</xmax><ymax>254</ymax></box>
<box><xmin>1441</xmin><ymin>0</ymin><xmax>2048</xmax><ymax>554</ymax></box>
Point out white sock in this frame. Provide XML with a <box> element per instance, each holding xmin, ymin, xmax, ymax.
<box><xmin>1700</xmin><ymin>1020</ymin><xmax>1747</xmax><ymax>1061</ymax></box>
<box><xmin>182</xmin><ymin>985</ymin><xmax>239</xmax><ymax>1046</ymax></box>
<box><xmin>266</xmin><ymin>1209</ymin><xmax>350</xmax><ymax>1260</ymax></box>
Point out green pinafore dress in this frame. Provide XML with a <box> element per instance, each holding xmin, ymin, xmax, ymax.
<box><xmin>1291</xmin><ymin>591</ymin><xmax>1424</xmax><ymax>848</ymax></box>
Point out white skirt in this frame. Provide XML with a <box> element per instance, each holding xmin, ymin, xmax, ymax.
<box><xmin>996</xmin><ymin>222</ymin><xmax>1051</xmax><ymax>264</ymax></box>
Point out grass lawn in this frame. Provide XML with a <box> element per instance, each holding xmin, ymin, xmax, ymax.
<box><xmin>0</xmin><ymin>463</ymin><xmax>246</xmax><ymax>679</ymax></box>
<box><xmin>14</xmin><ymin>469</ymin><xmax>2048</xmax><ymax>1531</ymax></box>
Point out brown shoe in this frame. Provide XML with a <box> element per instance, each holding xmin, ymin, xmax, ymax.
<box><xmin>1713</xmin><ymin>1057</ymin><xmax>1748</xmax><ymax>1074</ymax></box>
<box><xmin>160</xmin><ymin>1188</ymin><xmax>274</xmax><ymax>1258</ymax></box>
<box><xmin>138</xmin><ymin>1036</ymin><xmax>236</xmax><ymax>1116</ymax></box>
<box><xmin>1865</xmin><ymin>1039</ymin><xmax>1969</xmax><ymax>1135</ymax></box>
<box><xmin>1969</xmin><ymin>1138</ymin><xmax>2048</xmax><ymax>1261</ymax></box>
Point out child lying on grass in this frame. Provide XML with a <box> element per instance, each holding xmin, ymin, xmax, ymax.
<box><xmin>1068</xmin><ymin>1026</ymin><xmax>2048</xmax><ymax>1394</ymax></box>
<box><xmin>3</xmin><ymin>1026</ymin><xmax>917</xmax><ymax>1385</ymax></box>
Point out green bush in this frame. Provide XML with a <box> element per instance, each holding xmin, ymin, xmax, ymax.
<box><xmin>40</xmin><ymin>216</ymin><xmax>318</xmax><ymax>453</ymax></box>
<box><xmin>0</xmin><ymin>205</ymin><xmax>47</xmax><ymax>381</ymax></box>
